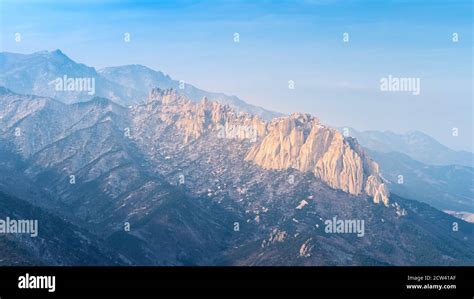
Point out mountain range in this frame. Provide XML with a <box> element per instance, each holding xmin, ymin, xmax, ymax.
<box><xmin>0</xmin><ymin>50</ymin><xmax>472</xmax><ymax>266</ymax></box>
<box><xmin>2</xmin><ymin>50</ymin><xmax>470</xmax><ymax>209</ymax></box>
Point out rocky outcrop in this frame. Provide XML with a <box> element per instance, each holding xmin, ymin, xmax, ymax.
<box><xmin>143</xmin><ymin>88</ymin><xmax>267</xmax><ymax>143</ymax></box>
<box><xmin>245</xmin><ymin>113</ymin><xmax>389</xmax><ymax>205</ymax></box>
<box><xmin>299</xmin><ymin>238</ymin><xmax>314</xmax><ymax>258</ymax></box>
<box><xmin>141</xmin><ymin>88</ymin><xmax>389</xmax><ymax>205</ymax></box>
<box><xmin>261</xmin><ymin>229</ymin><xmax>288</xmax><ymax>248</ymax></box>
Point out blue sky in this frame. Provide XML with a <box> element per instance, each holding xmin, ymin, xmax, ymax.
<box><xmin>1</xmin><ymin>0</ymin><xmax>472</xmax><ymax>151</ymax></box>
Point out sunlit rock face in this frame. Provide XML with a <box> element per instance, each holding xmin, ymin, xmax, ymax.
<box><xmin>140</xmin><ymin>88</ymin><xmax>267</xmax><ymax>143</ymax></box>
<box><xmin>245</xmin><ymin>113</ymin><xmax>389</xmax><ymax>205</ymax></box>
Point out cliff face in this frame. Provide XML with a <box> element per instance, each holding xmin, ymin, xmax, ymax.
<box><xmin>244</xmin><ymin>113</ymin><xmax>389</xmax><ymax>206</ymax></box>
<box><xmin>142</xmin><ymin>88</ymin><xmax>389</xmax><ymax>205</ymax></box>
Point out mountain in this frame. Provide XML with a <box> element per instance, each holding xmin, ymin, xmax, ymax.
<box><xmin>341</xmin><ymin>127</ymin><xmax>473</xmax><ymax>167</ymax></box>
<box><xmin>0</xmin><ymin>88</ymin><xmax>235</xmax><ymax>265</ymax></box>
<box><xmin>0</xmin><ymin>87</ymin><xmax>472</xmax><ymax>266</ymax></box>
<box><xmin>0</xmin><ymin>50</ymin><xmax>280</xmax><ymax>120</ymax></box>
<box><xmin>99</xmin><ymin>65</ymin><xmax>279</xmax><ymax>120</ymax></box>
<box><xmin>245</xmin><ymin>114</ymin><xmax>389</xmax><ymax>205</ymax></box>
<box><xmin>0</xmin><ymin>50</ymin><xmax>130</xmax><ymax>104</ymax></box>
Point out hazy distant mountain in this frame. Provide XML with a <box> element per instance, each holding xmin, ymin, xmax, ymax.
<box><xmin>341</xmin><ymin>127</ymin><xmax>473</xmax><ymax>167</ymax></box>
<box><xmin>99</xmin><ymin>65</ymin><xmax>279</xmax><ymax>120</ymax></box>
<box><xmin>0</xmin><ymin>50</ymin><xmax>280</xmax><ymax>120</ymax></box>
<box><xmin>0</xmin><ymin>50</ymin><xmax>129</xmax><ymax>104</ymax></box>
<box><xmin>334</xmin><ymin>127</ymin><xmax>473</xmax><ymax>215</ymax></box>
<box><xmin>367</xmin><ymin>150</ymin><xmax>474</xmax><ymax>213</ymax></box>
<box><xmin>0</xmin><ymin>87</ymin><xmax>472</xmax><ymax>266</ymax></box>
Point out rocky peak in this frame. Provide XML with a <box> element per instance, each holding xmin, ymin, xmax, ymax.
<box><xmin>245</xmin><ymin>114</ymin><xmax>389</xmax><ymax>205</ymax></box>
<box><xmin>137</xmin><ymin>88</ymin><xmax>266</xmax><ymax>143</ymax></box>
